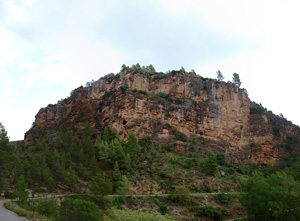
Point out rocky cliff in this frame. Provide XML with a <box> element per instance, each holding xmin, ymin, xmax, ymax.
<box><xmin>25</xmin><ymin>68</ymin><xmax>300</xmax><ymax>166</ymax></box>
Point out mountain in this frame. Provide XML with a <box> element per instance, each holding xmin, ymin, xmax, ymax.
<box><xmin>25</xmin><ymin>67</ymin><xmax>300</xmax><ymax>166</ymax></box>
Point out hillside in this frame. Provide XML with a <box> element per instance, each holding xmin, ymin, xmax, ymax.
<box><xmin>25</xmin><ymin>66</ymin><xmax>300</xmax><ymax>166</ymax></box>
<box><xmin>2</xmin><ymin>66</ymin><xmax>300</xmax><ymax>220</ymax></box>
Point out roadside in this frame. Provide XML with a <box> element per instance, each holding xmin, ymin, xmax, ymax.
<box><xmin>0</xmin><ymin>200</ymin><xmax>28</xmax><ymax>221</ymax></box>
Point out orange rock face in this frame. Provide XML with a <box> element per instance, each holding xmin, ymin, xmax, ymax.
<box><xmin>25</xmin><ymin>69</ymin><xmax>300</xmax><ymax>166</ymax></box>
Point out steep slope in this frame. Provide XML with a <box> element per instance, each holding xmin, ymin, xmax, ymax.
<box><xmin>25</xmin><ymin>68</ymin><xmax>300</xmax><ymax>166</ymax></box>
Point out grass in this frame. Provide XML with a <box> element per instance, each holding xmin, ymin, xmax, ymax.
<box><xmin>4</xmin><ymin>201</ymin><xmax>52</xmax><ymax>221</ymax></box>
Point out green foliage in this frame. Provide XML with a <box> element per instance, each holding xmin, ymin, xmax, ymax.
<box><xmin>102</xmin><ymin>90</ymin><xmax>115</xmax><ymax>100</ymax></box>
<box><xmin>203</xmin><ymin>151</ymin><xmax>218</xmax><ymax>176</ymax></box>
<box><xmin>108</xmin><ymin>208</ymin><xmax>175</xmax><ymax>220</ymax></box>
<box><xmin>89</xmin><ymin>172</ymin><xmax>112</xmax><ymax>196</ymax></box>
<box><xmin>15</xmin><ymin>175</ymin><xmax>29</xmax><ymax>204</ymax></box>
<box><xmin>121</xmin><ymin>64</ymin><xmax>127</xmax><ymax>71</ymax></box>
<box><xmin>250</xmin><ymin>106</ymin><xmax>265</xmax><ymax>114</ymax></box>
<box><xmin>124</xmin><ymin>153</ymin><xmax>132</xmax><ymax>171</ymax></box>
<box><xmin>170</xmin><ymin>186</ymin><xmax>191</xmax><ymax>206</ymax></box>
<box><xmin>59</xmin><ymin>198</ymin><xmax>101</xmax><ymax>221</ymax></box>
<box><xmin>159</xmin><ymin>203</ymin><xmax>168</xmax><ymax>215</ymax></box>
<box><xmin>273</xmin><ymin>126</ymin><xmax>280</xmax><ymax>137</ymax></box>
<box><xmin>102</xmin><ymin>126</ymin><xmax>115</xmax><ymax>142</ymax></box>
<box><xmin>75</xmin><ymin>111</ymin><xmax>85</xmax><ymax>122</ymax></box>
<box><xmin>232</xmin><ymin>72</ymin><xmax>241</xmax><ymax>87</ymax></box>
<box><xmin>174</xmin><ymin>133</ymin><xmax>187</xmax><ymax>142</ymax></box>
<box><xmin>216</xmin><ymin>152</ymin><xmax>226</xmax><ymax>165</ymax></box>
<box><xmin>113</xmin><ymin>161</ymin><xmax>122</xmax><ymax>181</ymax></box>
<box><xmin>126</xmin><ymin>131</ymin><xmax>140</xmax><ymax>160</ymax></box>
<box><xmin>111</xmin><ymin>139</ymin><xmax>126</xmax><ymax>164</ymax></box>
<box><xmin>132</xmin><ymin>63</ymin><xmax>156</xmax><ymax>75</ymax></box>
<box><xmin>115</xmin><ymin>175</ymin><xmax>130</xmax><ymax>195</ymax></box>
<box><xmin>216</xmin><ymin>70</ymin><xmax>224</xmax><ymax>81</ymax></box>
<box><xmin>65</xmin><ymin>167</ymin><xmax>78</xmax><ymax>189</ymax></box>
<box><xmin>157</xmin><ymin>92</ymin><xmax>171</xmax><ymax>100</ymax></box>
<box><xmin>153</xmin><ymin>74</ymin><xmax>168</xmax><ymax>80</ymax></box>
<box><xmin>120</xmin><ymin>85</ymin><xmax>129</xmax><ymax>92</ymax></box>
<box><xmin>239</xmin><ymin>171</ymin><xmax>300</xmax><ymax>220</ymax></box>
<box><xmin>216</xmin><ymin>193</ymin><xmax>231</xmax><ymax>204</ymax></box>
<box><xmin>33</xmin><ymin>198</ymin><xmax>59</xmax><ymax>217</ymax></box>
<box><xmin>46</xmin><ymin>176</ymin><xmax>56</xmax><ymax>192</ymax></box>
<box><xmin>138</xmin><ymin>89</ymin><xmax>147</xmax><ymax>95</ymax></box>
<box><xmin>196</xmin><ymin>205</ymin><xmax>222</xmax><ymax>220</ymax></box>
<box><xmin>0</xmin><ymin>123</ymin><xmax>16</xmax><ymax>182</ymax></box>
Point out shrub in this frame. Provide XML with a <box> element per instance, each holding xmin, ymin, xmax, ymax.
<box><xmin>273</xmin><ymin>126</ymin><xmax>280</xmax><ymax>137</ymax></box>
<box><xmin>138</xmin><ymin>90</ymin><xmax>147</xmax><ymax>95</ymax></box>
<box><xmin>200</xmin><ymin>183</ymin><xmax>211</xmax><ymax>193</ymax></box>
<box><xmin>203</xmin><ymin>151</ymin><xmax>218</xmax><ymax>175</ymax></box>
<box><xmin>35</xmin><ymin>198</ymin><xmax>59</xmax><ymax>217</ymax></box>
<box><xmin>250</xmin><ymin>106</ymin><xmax>265</xmax><ymax>114</ymax></box>
<box><xmin>157</xmin><ymin>92</ymin><xmax>171</xmax><ymax>100</ymax></box>
<box><xmin>197</xmin><ymin>205</ymin><xmax>222</xmax><ymax>220</ymax></box>
<box><xmin>153</xmin><ymin>74</ymin><xmax>167</xmax><ymax>80</ymax></box>
<box><xmin>216</xmin><ymin>152</ymin><xmax>225</xmax><ymax>165</ymax></box>
<box><xmin>165</xmin><ymin>123</ymin><xmax>171</xmax><ymax>128</ymax></box>
<box><xmin>59</xmin><ymin>198</ymin><xmax>101</xmax><ymax>221</ymax></box>
<box><xmin>170</xmin><ymin>186</ymin><xmax>191</xmax><ymax>205</ymax></box>
<box><xmin>159</xmin><ymin>203</ymin><xmax>168</xmax><ymax>215</ymax></box>
<box><xmin>102</xmin><ymin>90</ymin><xmax>115</xmax><ymax>99</ymax></box>
<box><xmin>120</xmin><ymin>85</ymin><xmax>129</xmax><ymax>92</ymax></box>
<box><xmin>216</xmin><ymin>193</ymin><xmax>231</xmax><ymax>204</ymax></box>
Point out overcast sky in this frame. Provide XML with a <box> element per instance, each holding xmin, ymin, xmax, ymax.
<box><xmin>1</xmin><ymin>0</ymin><xmax>300</xmax><ymax>140</ymax></box>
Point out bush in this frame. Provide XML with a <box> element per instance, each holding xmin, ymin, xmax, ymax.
<box><xmin>216</xmin><ymin>152</ymin><xmax>225</xmax><ymax>165</ymax></box>
<box><xmin>138</xmin><ymin>90</ymin><xmax>147</xmax><ymax>95</ymax></box>
<box><xmin>216</xmin><ymin>193</ymin><xmax>231</xmax><ymax>204</ymax></box>
<box><xmin>197</xmin><ymin>205</ymin><xmax>222</xmax><ymax>220</ymax></box>
<box><xmin>157</xmin><ymin>92</ymin><xmax>171</xmax><ymax>100</ymax></box>
<box><xmin>170</xmin><ymin>186</ymin><xmax>191</xmax><ymax>205</ymax></box>
<box><xmin>273</xmin><ymin>126</ymin><xmax>280</xmax><ymax>137</ymax></box>
<box><xmin>35</xmin><ymin>198</ymin><xmax>59</xmax><ymax>217</ymax></box>
<box><xmin>199</xmin><ymin>183</ymin><xmax>211</xmax><ymax>193</ymax></box>
<box><xmin>102</xmin><ymin>90</ymin><xmax>115</xmax><ymax>99</ymax></box>
<box><xmin>153</xmin><ymin>74</ymin><xmax>167</xmax><ymax>80</ymax></box>
<box><xmin>120</xmin><ymin>85</ymin><xmax>129</xmax><ymax>92</ymax></box>
<box><xmin>250</xmin><ymin>106</ymin><xmax>265</xmax><ymax>114</ymax></box>
<box><xmin>59</xmin><ymin>198</ymin><xmax>101</xmax><ymax>221</ymax></box>
<box><xmin>203</xmin><ymin>151</ymin><xmax>218</xmax><ymax>175</ymax></box>
<box><xmin>159</xmin><ymin>203</ymin><xmax>168</xmax><ymax>215</ymax></box>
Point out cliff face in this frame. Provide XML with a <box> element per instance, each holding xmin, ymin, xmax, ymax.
<box><xmin>25</xmin><ymin>69</ymin><xmax>300</xmax><ymax>166</ymax></box>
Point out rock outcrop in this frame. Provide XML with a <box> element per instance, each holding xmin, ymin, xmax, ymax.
<box><xmin>25</xmin><ymin>68</ymin><xmax>300</xmax><ymax>166</ymax></box>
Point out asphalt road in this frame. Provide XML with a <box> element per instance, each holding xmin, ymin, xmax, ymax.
<box><xmin>0</xmin><ymin>200</ymin><xmax>28</xmax><ymax>221</ymax></box>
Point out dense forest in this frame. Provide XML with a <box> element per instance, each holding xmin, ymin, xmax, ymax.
<box><xmin>1</xmin><ymin>120</ymin><xmax>300</xmax><ymax>220</ymax></box>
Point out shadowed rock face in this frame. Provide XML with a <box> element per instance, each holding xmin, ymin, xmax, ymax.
<box><xmin>25</xmin><ymin>68</ymin><xmax>300</xmax><ymax>166</ymax></box>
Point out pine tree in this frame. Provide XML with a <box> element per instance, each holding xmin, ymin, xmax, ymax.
<box><xmin>90</xmin><ymin>154</ymin><xmax>98</xmax><ymax>175</ymax></box>
<box><xmin>96</xmin><ymin>139</ymin><xmax>110</xmax><ymax>161</ymax></box>
<box><xmin>126</xmin><ymin>131</ymin><xmax>140</xmax><ymax>159</ymax></box>
<box><xmin>110</xmin><ymin>139</ymin><xmax>125</xmax><ymax>164</ymax></box>
<box><xmin>232</xmin><ymin>73</ymin><xmax>241</xmax><ymax>87</ymax></box>
<box><xmin>47</xmin><ymin>176</ymin><xmax>56</xmax><ymax>192</ymax></box>
<box><xmin>203</xmin><ymin>151</ymin><xmax>218</xmax><ymax>175</ymax></box>
<box><xmin>15</xmin><ymin>175</ymin><xmax>28</xmax><ymax>204</ymax></box>
<box><xmin>65</xmin><ymin>167</ymin><xmax>78</xmax><ymax>190</ymax></box>
<box><xmin>113</xmin><ymin>161</ymin><xmax>122</xmax><ymax>181</ymax></box>
<box><xmin>216</xmin><ymin>70</ymin><xmax>224</xmax><ymax>81</ymax></box>
<box><xmin>102</xmin><ymin>126</ymin><xmax>115</xmax><ymax>143</ymax></box>
<box><xmin>89</xmin><ymin>172</ymin><xmax>112</xmax><ymax>196</ymax></box>
<box><xmin>115</xmin><ymin>175</ymin><xmax>130</xmax><ymax>195</ymax></box>
<box><xmin>124</xmin><ymin>153</ymin><xmax>132</xmax><ymax>171</ymax></box>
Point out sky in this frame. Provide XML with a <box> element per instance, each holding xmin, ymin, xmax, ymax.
<box><xmin>1</xmin><ymin>0</ymin><xmax>300</xmax><ymax>140</ymax></box>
